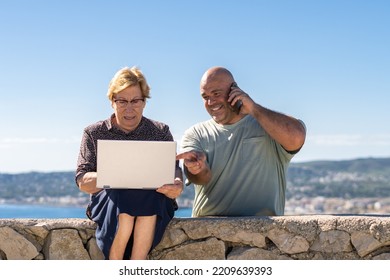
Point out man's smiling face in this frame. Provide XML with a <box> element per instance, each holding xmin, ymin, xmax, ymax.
<box><xmin>200</xmin><ymin>72</ymin><xmax>241</xmax><ymax>125</ymax></box>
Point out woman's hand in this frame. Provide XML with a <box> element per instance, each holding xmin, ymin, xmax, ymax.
<box><xmin>77</xmin><ymin>172</ymin><xmax>102</xmax><ymax>194</ymax></box>
<box><xmin>156</xmin><ymin>177</ymin><xmax>184</xmax><ymax>199</ymax></box>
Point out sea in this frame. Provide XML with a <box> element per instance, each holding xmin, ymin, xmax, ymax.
<box><xmin>0</xmin><ymin>204</ymin><xmax>192</xmax><ymax>219</ymax></box>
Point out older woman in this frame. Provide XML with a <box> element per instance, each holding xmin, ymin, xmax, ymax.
<box><xmin>76</xmin><ymin>66</ymin><xmax>183</xmax><ymax>260</ymax></box>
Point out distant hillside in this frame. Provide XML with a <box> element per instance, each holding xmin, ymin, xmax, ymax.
<box><xmin>286</xmin><ymin>157</ymin><xmax>390</xmax><ymax>199</ymax></box>
<box><xmin>0</xmin><ymin>157</ymin><xmax>389</xmax><ymax>207</ymax></box>
<box><xmin>290</xmin><ymin>157</ymin><xmax>390</xmax><ymax>174</ymax></box>
<box><xmin>0</xmin><ymin>171</ymin><xmax>88</xmax><ymax>205</ymax></box>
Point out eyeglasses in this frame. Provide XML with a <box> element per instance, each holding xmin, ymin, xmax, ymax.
<box><xmin>113</xmin><ymin>98</ymin><xmax>145</xmax><ymax>108</ymax></box>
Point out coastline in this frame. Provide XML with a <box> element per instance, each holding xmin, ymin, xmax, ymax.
<box><xmin>0</xmin><ymin>203</ymin><xmax>192</xmax><ymax>219</ymax></box>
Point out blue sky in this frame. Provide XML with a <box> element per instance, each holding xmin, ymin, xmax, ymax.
<box><xmin>1</xmin><ymin>0</ymin><xmax>389</xmax><ymax>173</ymax></box>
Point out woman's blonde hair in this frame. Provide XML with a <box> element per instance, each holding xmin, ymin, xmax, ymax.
<box><xmin>107</xmin><ymin>66</ymin><xmax>151</xmax><ymax>101</ymax></box>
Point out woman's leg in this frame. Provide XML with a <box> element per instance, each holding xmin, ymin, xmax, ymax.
<box><xmin>130</xmin><ymin>215</ymin><xmax>157</xmax><ymax>260</ymax></box>
<box><xmin>109</xmin><ymin>213</ymin><xmax>135</xmax><ymax>260</ymax></box>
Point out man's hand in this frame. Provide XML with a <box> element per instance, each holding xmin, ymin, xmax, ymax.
<box><xmin>176</xmin><ymin>150</ymin><xmax>207</xmax><ymax>175</ymax></box>
<box><xmin>227</xmin><ymin>84</ymin><xmax>256</xmax><ymax>116</ymax></box>
<box><xmin>176</xmin><ymin>150</ymin><xmax>211</xmax><ymax>185</ymax></box>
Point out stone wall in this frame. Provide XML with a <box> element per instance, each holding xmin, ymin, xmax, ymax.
<box><xmin>1</xmin><ymin>215</ymin><xmax>389</xmax><ymax>260</ymax></box>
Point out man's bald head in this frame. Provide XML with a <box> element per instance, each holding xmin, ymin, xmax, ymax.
<box><xmin>201</xmin><ymin>66</ymin><xmax>234</xmax><ymax>86</ymax></box>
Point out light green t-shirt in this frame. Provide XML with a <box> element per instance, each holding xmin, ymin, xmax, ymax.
<box><xmin>181</xmin><ymin>115</ymin><xmax>295</xmax><ymax>217</ymax></box>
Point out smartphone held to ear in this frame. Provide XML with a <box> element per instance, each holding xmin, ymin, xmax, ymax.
<box><xmin>229</xmin><ymin>82</ymin><xmax>242</xmax><ymax>113</ymax></box>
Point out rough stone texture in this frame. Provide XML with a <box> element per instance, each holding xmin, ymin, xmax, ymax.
<box><xmin>0</xmin><ymin>215</ymin><xmax>389</xmax><ymax>260</ymax></box>
<box><xmin>227</xmin><ymin>246</ymin><xmax>292</xmax><ymax>260</ymax></box>
<box><xmin>310</xmin><ymin>230</ymin><xmax>352</xmax><ymax>253</ymax></box>
<box><xmin>154</xmin><ymin>237</ymin><xmax>226</xmax><ymax>260</ymax></box>
<box><xmin>351</xmin><ymin>231</ymin><xmax>383</xmax><ymax>257</ymax></box>
<box><xmin>372</xmin><ymin>253</ymin><xmax>390</xmax><ymax>260</ymax></box>
<box><xmin>86</xmin><ymin>237</ymin><xmax>105</xmax><ymax>260</ymax></box>
<box><xmin>0</xmin><ymin>219</ymin><xmax>98</xmax><ymax>260</ymax></box>
<box><xmin>43</xmin><ymin>229</ymin><xmax>90</xmax><ymax>260</ymax></box>
<box><xmin>0</xmin><ymin>226</ymin><xmax>39</xmax><ymax>260</ymax></box>
<box><xmin>267</xmin><ymin>228</ymin><xmax>310</xmax><ymax>254</ymax></box>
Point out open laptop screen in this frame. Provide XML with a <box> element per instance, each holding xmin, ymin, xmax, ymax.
<box><xmin>96</xmin><ymin>140</ymin><xmax>176</xmax><ymax>189</ymax></box>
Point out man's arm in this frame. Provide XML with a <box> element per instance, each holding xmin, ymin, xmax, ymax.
<box><xmin>251</xmin><ymin>104</ymin><xmax>306</xmax><ymax>152</ymax></box>
<box><xmin>229</xmin><ymin>88</ymin><xmax>306</xmax><ymax>152</ymax></box>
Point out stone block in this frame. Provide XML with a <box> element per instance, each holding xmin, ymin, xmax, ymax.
<box><xmin>0</xmin><ymin>226</ymin><xmax>39</xmax><ymax>260</ymax></box>
<box><xmin>43</xmin><ymin>228</ymin><xmax>90</xmax><ymax>260</ymax></box>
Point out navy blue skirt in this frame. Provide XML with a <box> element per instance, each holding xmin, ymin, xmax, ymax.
<box><xmin>88</xmin><ymin>189</ymin><xmax>175</xmax><ymax>259</ymax></box>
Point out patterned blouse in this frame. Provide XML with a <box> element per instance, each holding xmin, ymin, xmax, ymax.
<box><xmin>76</xmin><ymin>114</ymin><xmax>178</xmax><ymax>184</ymax></box>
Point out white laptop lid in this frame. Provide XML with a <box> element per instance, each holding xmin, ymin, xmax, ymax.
<box><xmin>96</xmin><ymin>140</ymin><xmax>176</xmax><ymax>189</ymax></box>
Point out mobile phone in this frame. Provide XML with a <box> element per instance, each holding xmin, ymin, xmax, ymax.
<box><xmin>229</xmin><ymin>82</ymin><xmax>242</xmax><ymax>113</ymax></box>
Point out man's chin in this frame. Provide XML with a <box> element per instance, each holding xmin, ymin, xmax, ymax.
<box><xmin>212</xmin><ymin>115</ymin><xmax>227</xmax><ymax>124</ymax></box>
<box><xmin>211</xmin><ymin>114</ymin><xmax>220</xmax><ymax>121</ymax></box>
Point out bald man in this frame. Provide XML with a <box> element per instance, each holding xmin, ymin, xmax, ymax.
<box><xmin>177</xmin><ymin>66</ymin><xmax>306</xmax><ymax>217</ymax></box>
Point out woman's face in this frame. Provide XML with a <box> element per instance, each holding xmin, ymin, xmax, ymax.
<box><xmin>111</xmin><ymin>85</ymin><xmax>145</xmax><ymax>133</ymax></box>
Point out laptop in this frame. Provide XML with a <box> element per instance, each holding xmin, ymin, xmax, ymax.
<box><xmin>96</xmin><ymin>140</ymin><xmax>176</xmax><ymax>189</ymax></box>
